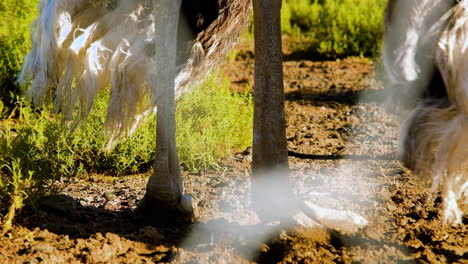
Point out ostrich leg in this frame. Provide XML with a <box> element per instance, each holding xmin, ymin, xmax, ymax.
<box><xmin>251</xmin><ymin>0</ymin><xmax>295</xmax><ymax>221</ymax></box>
<box><xmin>251</xmin><ymin>0</ymin><xmax>367</xmax><ymax>232</ymax></box>
<box><xmin>138</xmin><ymin>0</ymin><xmax>195</xmax><ymax>222</ymax></box>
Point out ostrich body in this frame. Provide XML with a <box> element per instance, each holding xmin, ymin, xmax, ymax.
<box><xmin>385</xmin><ymin>0</ymin><xmax>468</xmax><ymax>225</ymax></box>
<box><xmin>20</xmin><ymin>0</ymin><xmax>369</xmax><ymax>231</ymax></box>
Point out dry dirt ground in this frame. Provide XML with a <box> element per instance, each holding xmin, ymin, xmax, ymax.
<box><xmin>0</xmin><ymin>39</ymin><xmax>467</xmax><ymax>263</ymax></box>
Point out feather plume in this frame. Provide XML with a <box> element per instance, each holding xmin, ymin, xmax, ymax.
<box><xmin>386</xmin><ymin>0</ymin><xmax>467</xmax><ymax>224</ymax></box>
<box><xmin>18</xmin><ymin>0</ymin><xmax>251</xmax><ymax>147</ymax></box>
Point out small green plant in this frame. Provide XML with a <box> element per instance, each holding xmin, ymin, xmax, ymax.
<box><xmin>176</xmin><ymin>73</ymin><xmax>253</xmax><ymax>171</ymax></box>
<box><xmin>285</xmin><ymin>0</ymin><xmax>319</xmax><ymax>34</ymax></box>
<box><xmin>0</xmin><ymin>158</ymin><xmax>33</xmax><ymax>235</ymax></box>
<box><xmin>0</xmin><ymin>0</ymin><xmax>38</xmax><ymax>104</ymax></box>
<box><xmin>281</xmin><ymin>1</ymin><xmax>293</xmax><ymax>34</ymax></box>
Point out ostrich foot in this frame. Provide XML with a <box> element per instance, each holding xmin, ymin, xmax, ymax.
<box><xmin>289</xmin><ymin>210</ymin><xmax>322</xmax><ymax>228</ymax></box>
<box><xmin>254</xmin><ymin>198</ymin><xmax>368</xmax><ymax>234</ymax></box>
<box><xmin>442</xmin><ymin>207</ymin><xmax>462</xmax><ymax>225</ymax></box>
<box><xmin>298</xmin><ymin>201</ymin><xmax>368</xmax><ymax>234</ymax></box>
<box><xmin>135</xmin><ymin>194</ymin><xmax>198</xmax><ymax>224</ymax></box>
<box><xmin>250</xmin><ymin>179</ymin><xmax>367</xmax><ymax>234</ymax></box>
<box><xmin>442</xmin><ymin>193</ymin><xmax>463</xmax><ymax>225</ymax></box>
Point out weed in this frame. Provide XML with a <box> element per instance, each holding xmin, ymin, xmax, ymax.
<box><xmin>0</xmin><ymin>158</ymin><xmax>33</xmax><ymax>235</ymax></box>
<box><xmin>176</xmin><ymin>73</ymin><xmax>253</xmax><ymax>172</ymax></box>
<box><xmin>281</xmin><ymin>0</ymin><xmax>387</xmax><ymax>59</ymax></box>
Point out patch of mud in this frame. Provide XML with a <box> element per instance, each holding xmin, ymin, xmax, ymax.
<box><xmin>1</xmin><ymin>39</ymin><xmax>466</xmax><ymax>264</ymax></box>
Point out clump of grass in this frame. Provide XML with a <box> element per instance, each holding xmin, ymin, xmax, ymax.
<box><xmin>0</xmin><ymin>71</ymin><xmax>253</xmax><ymax>227</ymax></box>
<box><xmin>0</xmin><ymin>0</ymin><xmax>38</xmax><ymax>104</ymax></box>
<box><xmin>0</xmin><ymin>72</ymin><xmax>252</xmax><ymax>178</ymax></box>
<box><xmin>281</xmin><ymin>0</ymin><xmax>386</xmax><ymax>59</ymax></box>
<box><xmin>0</xmin><ymin>94</ymin><xmax>151</xmax><ymax>183</ymax></box>
<box><xmin>176</xmin><ymin>73</ymin><xmax>253</xmax><ymax>171</ymax></box>
<box><xmin>281</xmin><ymin>1</ymin><xmax>294</xmax><ymax>35</ymax></box>
<box><xmin>0</xmin><ymin>158</ymin><xmax>33</xmax><ymax>235</ymax></box>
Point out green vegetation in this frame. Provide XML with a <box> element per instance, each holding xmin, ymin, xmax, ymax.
<box><xmin>281</xmin><ymin>0</ymin><xmax>387</xmax><ymax>58</ymax></box>
<box><xmin>0</xmin><ymin>0</ymin><xmax>38</xmax><ymax>104</ymax></box>
<box><xmin>0</xmin><ymin>73</ymin><xmax>253</xmax><ymax>224</ymax></box>
<box><xmin>0</xmin><ymin>73</ymin><xmax>252</xmax><ymax>178</ymax></box>
<box><xmin>177</xmin><ymin>74</ymin><xmax>253</xmax><ymax>172</ymax></box>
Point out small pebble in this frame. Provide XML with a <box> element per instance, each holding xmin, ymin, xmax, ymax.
<box><xmin>104</xmin><ymin>192</ymin><xmax>114</xmax><ymax>201</ymax></box>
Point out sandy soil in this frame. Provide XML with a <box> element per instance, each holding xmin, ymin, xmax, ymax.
<box><xmin>0</xmin><ymin>39</ymin><xmax>466</xmax><ymax>264</ymax></box>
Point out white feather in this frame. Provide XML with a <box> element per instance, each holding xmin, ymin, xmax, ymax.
<box><xmin>386</xmin><ymin>0</ymin><xmax>468</xmax><ymax>225</ymax></box>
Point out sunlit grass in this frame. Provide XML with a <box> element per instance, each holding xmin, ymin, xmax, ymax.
<box><xmin>177</xmin><ymin>73</ymin><xmax>253</xmax><ymax>171</ymax></box>
<box><xmin>0</xmin><ymin>0</ymin><xmax>38</xmax><ymax>103</ymax></box>
<box><xmin>0</xmin><ymin>71</ymin><xmax>253</xmax><ymax>228</ymax></box>
<box><xmin>280</xmin><ymin>0</ymin><xmax>387</xmax><ymax>58</ymax></box>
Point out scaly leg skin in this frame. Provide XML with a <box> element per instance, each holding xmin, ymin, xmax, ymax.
<box><xmin>136</xmin><ymin>0</ymin><xmax>196</xmax><ymax>224</ymax></box>
<box><xmin>251</xmin><ymin>0</ymin><xmax>294</xmax><ymax>223</ymax></box>
<box><xmin>251</xmin><ymin>0</ymin><xmax>367</xmax><ymax>233</ymax></box>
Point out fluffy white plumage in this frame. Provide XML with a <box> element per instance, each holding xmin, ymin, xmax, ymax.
<box><xmin>385</xmin><ymin>0</ymin><xmax>467</xmax><ymax>225</ymax></box>
<box><xmin>383</xmin><ymin>0</ymin><xmax>454</xmax><ymax>97</ymax></box>
<box><xmin>432</xmin><ymin>1</ymin><xmax>468</xmax><ymax>224</ymax></box>
<box><xmin>19</xmin><ymin>0</ymin><xmax>159</xmax><ymax>147</ymax></box>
